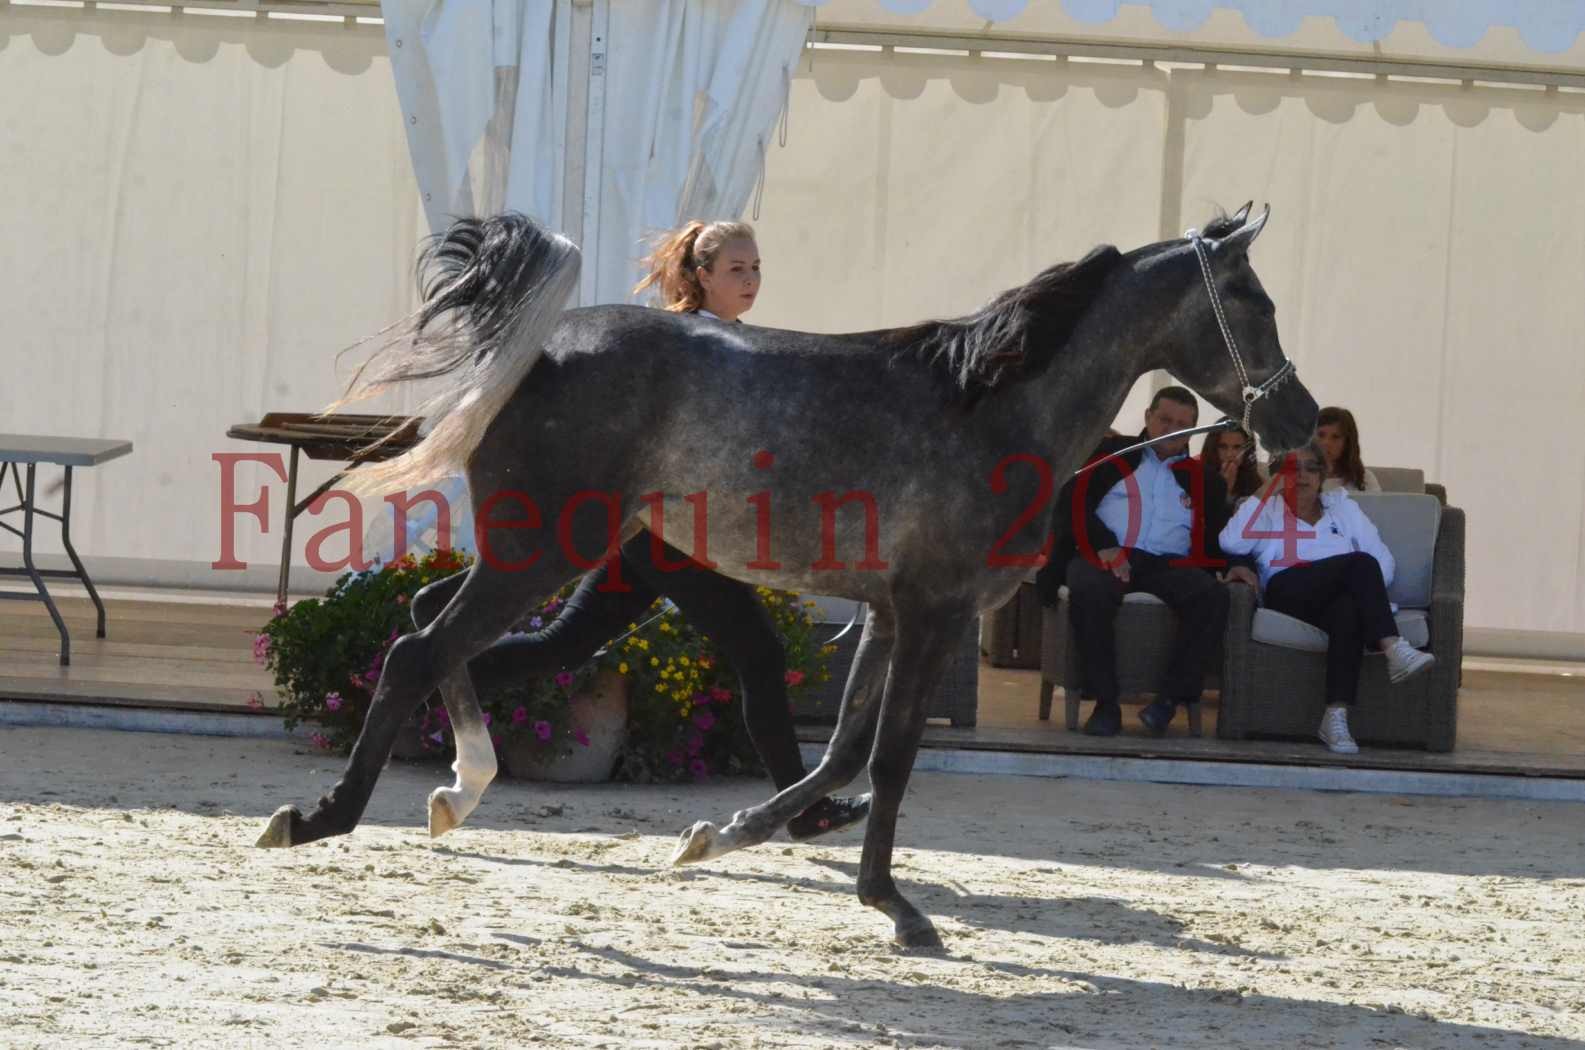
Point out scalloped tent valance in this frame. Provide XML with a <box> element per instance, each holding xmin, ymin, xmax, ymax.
<box><xmin>795</xmin><ymin>1</ymin><xmax>1585</xmax><ymax>54</ymax></box>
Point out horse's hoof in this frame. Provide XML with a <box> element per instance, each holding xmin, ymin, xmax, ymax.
<box><xmin>428</xmin><ymin>790</ymin><xmax>459</xmax><ymax>838</ymax></box>
<box><xmin>255</xmin><ymin>805</ymin><xmax>299</xmax><ymax>849</ymax></box>
<box><xmin>894</xmin><ymin>915</ymin><xmax>944</xmax><ymax>951</ymax></box>
<box><xmin>668</xmin><ymin>820</ymin><xmax>723</xmax><ymax>867</ymax></box>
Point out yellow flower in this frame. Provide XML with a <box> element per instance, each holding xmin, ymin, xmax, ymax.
<box><xmin>618</xmin><ymin>661</ymin><xmax>629</xmax><ymax>674</ymax></box>
<box><xmin>638</xmin><ymin>639</ymin><xmax>649</xmax><ymax>650</ymax></box>
<box><xmin>678</xmin><ymin>656</ymin><xmax>690</xmax><ymax>667</ymax></box>
<box><xmin>659</xmin><ymin>621</ymin><xmax>672</xmax><ymax>633</ymax></box>
<box><xmin>650</xmin><ymin>656</ymin><xmax>659</xmax><ymax>667</ymax></box>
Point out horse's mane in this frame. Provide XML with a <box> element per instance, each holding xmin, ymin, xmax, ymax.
<box><xmin>884</xmin><ymin>244</ymin><xmax>1125</xmax><ymax>410</ymax></box>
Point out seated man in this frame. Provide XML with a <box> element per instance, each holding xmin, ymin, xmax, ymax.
<box><xmin>1035</xmin><ymin>387</ymin><xmax>1236</xmax><ymax>736</ymax></box>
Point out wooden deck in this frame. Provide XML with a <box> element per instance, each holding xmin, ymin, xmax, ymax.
<box><xmin>4</xmin><ymin>591</ymin><xmax>1584</xmax><ymax>779</ymax></box>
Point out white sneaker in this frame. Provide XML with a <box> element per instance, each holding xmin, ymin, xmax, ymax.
<box><xmin>1318</xmin><ymin>705</ymin><xmax>1359</xmax><ymax>754</ymax></box>
<box><xmin>1384</xmin><ymin>638</ymin><xmax>1436</xmax><ymax>684</ymax></box>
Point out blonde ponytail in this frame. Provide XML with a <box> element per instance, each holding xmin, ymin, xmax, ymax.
<box><xmin>634</xmin><ymin>220</ymin><xmax>755</xmax><ymax>312</ymax></box>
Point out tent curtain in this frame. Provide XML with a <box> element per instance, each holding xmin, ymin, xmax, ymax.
<box><xmin>585</xmin><ymin>0</ymin><xmax>813</xmax><ymax>304</ymax></box>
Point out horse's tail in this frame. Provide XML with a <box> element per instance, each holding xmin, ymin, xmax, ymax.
<box><xmin>334</xmin><ymin>212</ymin><xmax>581</xmax><ymax>495</ymax></box>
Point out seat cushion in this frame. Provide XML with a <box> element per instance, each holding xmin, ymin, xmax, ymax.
<box><xmin>1252</xmin><ymin>607</ymin><xmax>1430</xmax><ymax>653</ymax></box>
<box><xmin>1350</xmin><ymin>493</ymin><xmax>1441</xmax><ymax>608</ymax></box>
<box><xmin>1056</xmin><ymin>585</ymin><xmax>1165</xmax><ymax>606</ymax></box>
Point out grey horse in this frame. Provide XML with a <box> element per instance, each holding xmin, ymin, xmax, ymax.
<box><xmin>258</xmin><ymin>202</ymin><xmax>1318</xmax><ymax>948</ymax></box>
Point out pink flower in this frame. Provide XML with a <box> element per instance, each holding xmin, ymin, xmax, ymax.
<box><xmin>271</xmin><ymin>601</ymin><xmax>287</xmax><ymax>620</ymax></box>
<box><xmin>534</xmin><ymin>720</ymin><xmax>553</xmax><ymax>742</ymax></box>
<box><xmin>689</xmin><ymin>758</ymin><xmax>709</xmax><ymax>779</ymax></box>
<box><xmin>511</xmin><ymin>706</ymin><xmax>529</xmax><ymax>726</ymax></box>
<box><xmin>686</xmin><ymin>732</ymin><xmax>704</xmax><ymax>756</ymax></box>
<box><xmin>396</xmin><ymin>594</ymin><xmax>409</xmax><ymax>606</ymax></box>
<box><xmin>543</xmin><ymin>598</ymin><xmax>562</xmax><ymax>615</ymax></box>
<box><xmin>784</xmin><ymin>670</ymin><xmax>805</xmax><ymax>687</ymax></box>
<box><xmin>324</xmin><ymin>692</ymin><xmax>343</xmax><ymax>713</ymax></box>
<box><xmin>434</xmin><ymin>707</ymin><xmax>450</xmax><ymax>726</ymax></box>
<box><xmin>246</xmin><ymin>693</ymin><xmax>264</xmax><ymax>711</ymax></box>
<box><xmin>554</xmin><ymin>671</ymin><xmax>575</xmax><ymax>690</ymax></box>
<box><xmin>481</xmin><ymin>711</ymin><xmax>492</xmax><ymax>727</ymax></box>
<box><xmin>251</xmin><ymin>633</ymin><xmax>271</xmax><ymax>665</ymax></box>
<box><xmin>572</xmin><ymin>727</ymin><xmax>590</xmax><ymax>747</ymax></box>
<box><xmin>709</xmin><ymin>686</ymin><xmax>732</xmax><ymax>703</ymax></box>
<box><xmin>309</xmin><ymin>732</ymin><xmax>333</xmax><ymax>751</ymax></box>
<box><xmin>691</xmin><ymin>709</ymin><xmax>715</xmax><ymax>731</ymax></box>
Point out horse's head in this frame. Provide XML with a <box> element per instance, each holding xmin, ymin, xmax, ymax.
<box><xmin>1149</xmin><ymin>203</ymin><xmax>1318</xmax><ymax>454</ymax></box>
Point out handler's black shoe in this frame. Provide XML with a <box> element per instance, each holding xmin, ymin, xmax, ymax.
<box><xmin>1083</xmin><ymin>700</ymin><xmax>1122</xmax><ymax>736</ymax></box>
<box><xmin>1138</xmin><ymin>697</ymin><xmax>1178</xmax><ymax>736</ymax></box>
<box><xmin>787</xmin><ymin>794</ymin><xmax>871</xmax><ymax>841</ymax></box>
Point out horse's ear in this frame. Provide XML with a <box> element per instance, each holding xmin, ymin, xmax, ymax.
<box><xmin>1231</xmin><ymin>201</ymin><xmax>1254</xmax><ymax>225</ymax></box>
<box><xmin>1217</xmin><ymin>204</ymin><xmax>1269</xmax><ymax>256</ymax></box>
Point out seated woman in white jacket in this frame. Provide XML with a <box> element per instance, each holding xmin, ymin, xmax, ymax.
<box><xmin>1219</xmin><ymin>441</ymin><xmax>1435</xmax><ymax>754</ymax></box>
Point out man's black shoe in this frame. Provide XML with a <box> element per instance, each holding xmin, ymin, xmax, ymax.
<box><xmin>1083</xmin><ymin>700</ymin><xmax>1122</xmax><ymax>736</ymax></box>
<box><xmin>1138</xmin><ymin>697</ymin><xmax>1178</xmax><ymax>736</ymax></box>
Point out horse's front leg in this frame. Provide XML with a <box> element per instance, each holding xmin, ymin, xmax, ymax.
<box><xmin>854</xmin><ymin>601</ymin><xmax>972</xmax><ymax>949</ymax></box>
<box><xmin>255</xmin><ymin>627</ymin><xmax>444</xmax><ymax>847</ymax></box>
<box><xmin>257</xmin><ymin>552</ymin><xmax>541</xmax><ymax>848</ymax></box>
<box><xmin>670</xmin><ymin>606</ymin><xmax>895</xmax><ymax>865</ymax></box>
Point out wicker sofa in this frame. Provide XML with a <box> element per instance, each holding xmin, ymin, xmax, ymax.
<box><xmin>1217</xmin><ymin>493</ymin><xmax>1464</xmax><ymax>751</ymax></box>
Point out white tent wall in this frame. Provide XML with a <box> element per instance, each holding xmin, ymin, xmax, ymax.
<box><xmin>0</xmin><ymin>7</ymin><xmax>426</xmax><ymax>594</ymax></box>
<box><xmin>1172</xmin><ymin>67</ymin><xmax>1585</xmax><ymax>648</ymax></box>
<box><xmin>748</xmin><ymin>48</ymin><xmax>1171</xmax><ymax>429</ymax></box>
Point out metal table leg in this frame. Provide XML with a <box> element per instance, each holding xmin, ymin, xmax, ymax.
<box><xmin>18</xmin><ymin>464</ymin><xmax>72</xmax><ymax>665</ymax></box>
<box><xmin>276</xmin><ymin>446</ymin><xmax>300</xmax><ymax>610</ymax></box>
<box><xmin>56</xmin><ymin>465</ymin><xmax>107</xmax><ymax>639</ymax></box>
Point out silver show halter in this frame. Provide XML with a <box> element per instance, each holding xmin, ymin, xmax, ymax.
<box><xmin>1184</xmin><ymin>222</ymin><xmax>1296</xmax><ymax>434</ymax></box>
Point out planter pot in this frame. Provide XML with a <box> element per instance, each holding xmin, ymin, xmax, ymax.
<box><xmin>500</xmin><ymin>669</ymin><xmax>629</xmax><ymax>783</ymax></box>
<box><xmin>389</xmin><ymin>711</ymin><xmax>438</xmax><ymax>763</ymax></box>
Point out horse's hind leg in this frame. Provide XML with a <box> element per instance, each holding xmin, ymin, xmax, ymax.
<box><xmin>406</xmin><ymin>572</ymin><xmax>495</xmax><ymax>837</ymax></box>
<box><xmin>411</xmin><ymin>561</ymin><xmax>657</xmax><ymax>836</ymax></box>
<box><xmin>425</xmin><ymin>669</ymin><xmax>496</xmax><ymax>838</ymax></box>
<box><xmin>855</xmin><ymin>602</ymin><xmax>972</xmax><ymax>949</ymax></box>
<box><xmin>256</xmin><ymin>551</ymin><xmax>551</xmax><ymax>848</ymax></box>
<box><xmin>670</xmin><ymin>605</ymin><xmax>895</xmax><ymax>865</ymax></box>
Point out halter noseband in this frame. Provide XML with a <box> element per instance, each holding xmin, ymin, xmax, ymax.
<box><xmin>1184</xmin><ymin>227</ymin><xmax>1296</xmax><ymax>434</ymax></box>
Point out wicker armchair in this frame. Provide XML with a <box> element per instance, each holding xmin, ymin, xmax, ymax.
<box><xmin>1038</xmin><ymin>588</ymin><xmax>1214</xmax><ymax>736</ymax></box>
<box><xmin>797</xmin><ymin>613</ymin><xmax>981</xmax><ymax>727</ymax></box>
<box><xmin>1218</xmin><ymin>494</ymin><xmax>1464</xmax><ymax>751</ymax></box>
<box><xmin>982</xmin><ymin>575</ymin><xmax>1043</xmax><ymax>669</ymax></box>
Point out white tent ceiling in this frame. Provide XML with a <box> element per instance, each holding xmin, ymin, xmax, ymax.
<box><xmin>798</xmin><ymin>0</ymin><xmax>1585</xmax><ymax>52</ymax></box>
